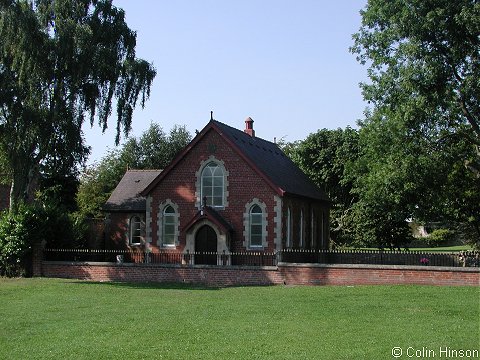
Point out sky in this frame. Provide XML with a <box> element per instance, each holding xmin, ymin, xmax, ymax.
<box><xmin>83</xmin><ymin>0</ymin><xmax>369</xmax><ymax>164</ymax></box>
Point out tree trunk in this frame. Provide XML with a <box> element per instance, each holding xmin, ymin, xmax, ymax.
<box><xmin>9</xmin><ymin>158</ymin><xmax>39</xmax><ymax>212</ymax></box>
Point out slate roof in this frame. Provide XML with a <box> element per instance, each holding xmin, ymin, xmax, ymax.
<box><xmin>211</xmin><ymin>120</ymin><xmax>329</xmax><ymax>201</ymax></box>
<box><xmin>142</xmin><ymin>120</ymin><xmax>329</xmax><ymax>202</ymax></box>
<box><xmin>104</xmin><ymin>170</ymin><xmax>162</xmax><ymax>212</ymax></box>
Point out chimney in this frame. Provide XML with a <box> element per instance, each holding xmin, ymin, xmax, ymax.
<box><xmin>244</xmin><ymin>117</ymin><xmax>255</xmax><ymax>137</ymax></box>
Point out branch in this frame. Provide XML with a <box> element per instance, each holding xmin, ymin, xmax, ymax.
<box><xmin>458</xmin><ymin>97</ymin><xmax>480</xmax><ymax>140</ymax></box>
<box><xmin>451</xmin><ymin>66</ymin><xmax>480</xmax><ymax>140</ymax></box>
<box><xmin>464</xmin><ymin>145</ymin><xmax>480</xmax><ymax>179</ymax></box>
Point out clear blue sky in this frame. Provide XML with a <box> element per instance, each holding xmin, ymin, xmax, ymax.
<box><xmin>83</xmin><ymin>0</ymin><xmax>369</xmax><ymax>164</ymax></box>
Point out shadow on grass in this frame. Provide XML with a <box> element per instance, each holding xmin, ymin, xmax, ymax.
<box><xmin>67</xmin><ymin>280</ymin><xmax>223</xmax><ymax>291</ymax></box>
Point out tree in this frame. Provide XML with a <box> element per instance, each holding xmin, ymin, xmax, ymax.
<box><xmin>348</xmin><ymin>112</ymin><xmax>480</xmax><ymax>249</ymax></box>
<box><xmin>282</xmin><ymin>128</ymin><xmax>359</xmax><ymax>245</ymax></box>
<box><xmin>76</xmin><ymin>150</ymin><xmax>125</xmax><ymax>219</ymax></box>
<box><xmin>77</xmin><ymin>124</ymin><xmax>192</xmax><ymax>218</ymax></box>
<box><xmin>0</xmin><ymin>0</ymin><xmax>156</xmax><ymax>211</ymax></box>
<box><xmin>346</xmin><ymin>114</ymin><xmax>439</xmax><ymax>248</ymax></box>
<box><xmin>351</xmin><ymin>0</ymin><xmax>480</xmax><ymax>175</ymax></box>
<box><xmin>350</xmin><ymin>0</ymin><xmax>480</xmax><ymax>248</ymax></box>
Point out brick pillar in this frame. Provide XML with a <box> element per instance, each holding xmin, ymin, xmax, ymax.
<box><xmin>32</xmin><ymin>241</ymin><xmax>45</xmax><ymax>277</ymax></box>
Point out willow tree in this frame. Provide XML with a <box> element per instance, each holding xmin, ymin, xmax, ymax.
<box><xmin>0</xmin><ymin>0</ymin><xmax>156</xmax><ymax>211</ymax></box>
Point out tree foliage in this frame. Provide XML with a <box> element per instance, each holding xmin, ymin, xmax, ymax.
<box><xmin>0</xmin><ymin>192</ymin><xmax>88</xmax><ymax>276</ymax></box>
<box><xmin>0</xmin><ymin>0</ymin><xmax>156</xmax><ymax>210</ymax></box>
<box><xmin>349</xmin><ymin>0</ymin><xmax>480</xmax><ymax>248</ymax></box>
<box><xmin>351</xmin><ymin>0</ymin><xmax>480</xmax><ymax>173</ymax></box>
<box><xmin>77</xmin><ymin>124</ymin><xmax>192</xmax><ymax>218</ymax></box>
<box><xmin>282</xmin><ymin>128</ymin><xmax>359</xmax><ymax>245</ymax></box>
<box><xmin>0</xmin><ymin>206</ymin><xmax>35</xmax><ymax>277</ymax></box>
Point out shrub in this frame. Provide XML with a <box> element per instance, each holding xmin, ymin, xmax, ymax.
<box><xmin>453</xmin><ymin>222</ymin><xmax>479</xmax><ymax>250</ymax></box>
<box><xmin>0</xmin><ymin>206</ymin><xmax>39</xmax><ymax>277</ymax></box>
<box><xmin>425</xmin><ymin>229</ymin><xmax>455</xmax><ymax>247</ymax></box>
<box><xmin>0</xmin><ymin>200</ymin><xmax>88</xmax><ymax>277</ymax></box>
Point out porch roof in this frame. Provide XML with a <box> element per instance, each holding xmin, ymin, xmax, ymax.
<box><xmin>183</xmin><ymin>206</ymin><xmax>234</xmax><ymax>234</ymax></box>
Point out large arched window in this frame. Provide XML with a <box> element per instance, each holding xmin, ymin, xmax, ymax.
<box><xmin>250</xmin><ymin>205</ymin><xmax>263</xmax><ymax>247</ymax></box>
<box><xmin>201</xmin><ymin>162</ymin><xmax>224</xmax><ymax>207</ymax></box>
<box><xmin>129</xmin><ymin>216</ymin><xmax>142</xmax><ymax>245</ymax></box>
<box><xmin>162</xmin><ymin>206</ymin><xmax>176</xmax><ymax>247</ymax></box>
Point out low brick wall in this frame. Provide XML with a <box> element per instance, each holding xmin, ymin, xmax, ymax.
<box><xmin>39</xmin><ymin>261</ymin><xmax>479</xmax><ymax>287</ymax></box>
<box><xmin>41</xmin><ymin>262</ymin><xmax>283</xmax><ymax>287</ymax></box>
<box><xmin>279</xmin><ymin>263</ymin><xmax>480</xmax><ymax>286</ymax></box>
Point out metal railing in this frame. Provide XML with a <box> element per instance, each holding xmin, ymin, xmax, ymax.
<box><xmin>43</xmin><ymin>248</ymin><xmax>479</xmax><ymax>268</ymax></box>
<box><xmin>279</xmin><ymin>249</ymin><xmax>479</xmax><ymax>267</ymax></box>
<box><xmin>43</xmin><ymin>249</ymin><xmax>277</xmax><ymax>267</ymax></box>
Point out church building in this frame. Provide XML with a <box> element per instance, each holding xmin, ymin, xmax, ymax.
<box><xmin>104</xmin><ymin>117</ymin><xmax>330</xmax><ymax>264</ymax></box>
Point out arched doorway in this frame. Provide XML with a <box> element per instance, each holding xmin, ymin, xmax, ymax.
<box><xmin>195</xmin><ymin>225</ymin><xmax>217</xmax><ymax>265</ymax></box>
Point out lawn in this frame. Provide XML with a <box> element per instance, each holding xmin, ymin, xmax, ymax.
<box><xmin>0</xmin><ymin>278</ymin><xmax>478</xmax><ymax>360</ymax></box>
<box><xmin>353</xmin><ymin>245</ymin><xmax>475</xmax><ymax>252</ymax></box>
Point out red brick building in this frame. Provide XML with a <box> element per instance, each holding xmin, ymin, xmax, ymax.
<box><xmin>104</xmin><ymin>118</ymin><xmax>330</xmax><ymax>263</ymax></box>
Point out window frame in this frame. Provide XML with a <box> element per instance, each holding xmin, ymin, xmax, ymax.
<box><xmin>299</xmin><ymin>209</ymin><xmax>304</xmax><ymax>248</ymax></box>
<box><xmin>310</xmin><ymin>209</ymin><xmax>315</xmax><ymax>248</ymax></box>
<box><xmin>162</xmin><ymin>205</ymin><xmax>176</xmax><ymax>247</ymax></box>
<box><xmin>249</xmin><ymin>204</ymin><xmax>263</xmax><ymax>248</ymax></box>
<box><xmin>201</xmin><ymin>162</ymin><xmax>225</xmax><ymax>208</ymax></box>
<box><xmin>243</xmin><ymin>199</ymin><xmax>267</xmax><ymax>250</ymax></box>
<box><xmin>129</xmin><ymin>216</ymin><xmax>142</xmax><ymax>245</ymax></box>
<box><xmin>286</xmin><ymin>207</ymin><xmax>292</xmax><ymax>248</ymax></box>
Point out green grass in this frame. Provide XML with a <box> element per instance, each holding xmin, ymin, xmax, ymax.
<box><xmin>352</xmin><ymin>245</ymin><xmax>474</xmax><ymax>252</ymax></box>
<box><xmin>1</xmin><ymin>278</ymin><xmax>479</xmax><ymax>360</ymax></box>
<box><xmin>408</xmin><ymin>245</ymin><xmax>475</xmax><ymax>252</ymax></box>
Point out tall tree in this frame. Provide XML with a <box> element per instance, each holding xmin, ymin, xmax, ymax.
<box><xmin>351</xmin><ymin>0</ymin><xmax>480</xmax><ymax>175</ymax></box>
<box><xmin>282</xmin><ymin>128</ymin><xmax>359</xmax><ymax>245</ymax></box>
<box><xmin>0</xmin><ymin>0</ymin><xmax>156</xmax><ymax>211</ymax></box>
<box><xmin>350</xmin><ymin>0</ymin><xmax>480</xmax><ymax>247</ymax></box>
<box><xmin>77</xmin><ymin>124</ymin><xmax>192</xmax><ymax>218</ymax></box>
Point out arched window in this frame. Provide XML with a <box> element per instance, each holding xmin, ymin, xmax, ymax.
<box><xmin>250</xmin><ymin>205</ymin><xmax>263</xmax><ymax>247</ymax></box>
<box><xmin>201</xmin><ymin>162</ymin><xmax>224</xmax><ymax>207</ymax></box>
<box><xmin>243</xmin><ymin>199</ymin><xmax>267</xmax><ymax>249</ymax></box>
<box><xmin>162</xmin><ymin>206</ymin><xmax>176</xmax><ymax>247</ymax></box>
<box><xmin>130</xmin><ymin>216</ymin><xmax>142</xmax><ymax>245</ymax></box>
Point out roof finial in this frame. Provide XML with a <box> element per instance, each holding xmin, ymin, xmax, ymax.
<box><xmin>210</xmin><ymin>111</ymin><xmax>214</xmax><ymax>121</ymax></box>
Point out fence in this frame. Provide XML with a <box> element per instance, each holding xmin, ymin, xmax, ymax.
<box><xmin>43</xmin><ymin>249</ymin><xmax>277</xmax><ymax>267</ymax></box>
<box><xmin>280</xmin><ymin>249</ymin><xmax>480</xmax><ymax>267</ymax></box>
<box><xmin>43</xmin><ymin>248</ymin><xmax>480</xmax><ymax>268</ymax></box>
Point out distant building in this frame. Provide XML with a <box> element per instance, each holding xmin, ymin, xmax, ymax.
<box><xmin>104</xmin><ymin>118</ymin><xmax>330</xmax><ymax>263</ymax></box>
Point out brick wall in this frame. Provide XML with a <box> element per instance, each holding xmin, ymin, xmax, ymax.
<box><xmin>41</xmin><ymin>262</ymin><xmax>284</xmax><ymax>287</ymax></box>
<box><xmin>146</xmin><ymin>129</ymin><xmax>330</xmax><ymax>253</ymax></box>
<box><xmin>148</xmin><ymin>129</ymin><xmax>281</xmax><ymax>252</ymax></box>
<box><xmin>40</xmin><ymin>261</ymin><xmax>479</xmax><ymax>287</ymax></box>
<box><xmin>105</xmin><ymin>212</ymin><xmax>145</xmax><ymax>249</ymax></box>
<box><xmin>279</xmin><ymin>264</ymin><xmax>480</xmax><ymax>286</ymax></box>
